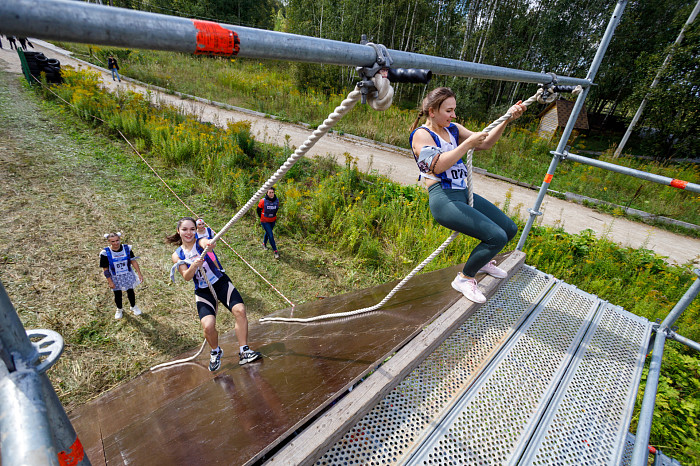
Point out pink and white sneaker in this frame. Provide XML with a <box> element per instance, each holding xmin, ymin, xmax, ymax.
<box><xmin>478</xmin><ymin>260</ymin><xmax>507</xmax><ymax>279</ymax></box>
<box><xmin>451</xmin><ymin>274</ymin><xmax>486</xmax><ymax>303</ymax></box>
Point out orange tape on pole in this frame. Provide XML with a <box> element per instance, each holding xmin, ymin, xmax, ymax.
<box><xmin>670</xmin><ymin>179</ymin><xmax>688</xmax><ymax>190</ymax></box>
<box><xmin>544</xmin><ymin>174</ymin><xmax>553</xmax><ymax>183</ymax></box>
<box><xmin>58</xmin><ymin>436</ymin><xmax>85</xmax><ymax>466</ymax></box>
<box><xmin>192</xmin><ymin>20</ymin><xmax>240</xmax><ymax>56</ymax></box>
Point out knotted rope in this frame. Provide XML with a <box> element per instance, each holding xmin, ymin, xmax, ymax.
<box><xmin>260</xmin><ymin>89</ymin><xmax>545</xmax><ymax>324</ymax></box>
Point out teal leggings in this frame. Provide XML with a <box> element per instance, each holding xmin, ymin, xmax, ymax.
<box><xmin>428</xmin><ymin>184</ymin><xmax>517</xmax><ymax>277</ymax></box>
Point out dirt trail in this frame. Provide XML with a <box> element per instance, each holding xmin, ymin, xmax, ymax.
<box><xmin>1</xmin><ymin>42</ymin><xmax>698</xmax><ymax>266</ymax></box>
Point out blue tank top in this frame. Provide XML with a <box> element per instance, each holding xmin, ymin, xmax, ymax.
<box><xmin>409</xmin><ymin>124</ymin><xmax>468</xmax><ymax>190</ymax></box>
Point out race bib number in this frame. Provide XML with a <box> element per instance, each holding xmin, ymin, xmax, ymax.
<box><xmin>114</xmin><ymin>260</ymin><xmax>129</xmax><ymax>275</ymax></box>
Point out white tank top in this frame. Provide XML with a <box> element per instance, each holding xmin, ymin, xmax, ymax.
<box><xmin>181</xmin><ymin>244</ymin><xmax>219</xmax><ymax>289</ymax></box>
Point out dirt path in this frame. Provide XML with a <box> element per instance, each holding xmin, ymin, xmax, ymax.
<box><xmin>2</xmin><ymin>42</ymin><xmax>698</xmax><ymax>266</ymax></box>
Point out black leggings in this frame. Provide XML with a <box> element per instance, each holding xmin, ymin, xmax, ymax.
<box><xmin>113</xmin><ymin>289</ymin><xmax>136</xmax><ymax>309</ymax></box>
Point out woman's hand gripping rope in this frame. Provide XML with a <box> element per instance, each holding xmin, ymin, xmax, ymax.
<box><xmin>259</xmin><ymin>89</ymin><xmax>544</xmax><ymax>325</ymax></box>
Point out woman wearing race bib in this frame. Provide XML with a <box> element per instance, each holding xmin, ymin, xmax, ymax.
<box><xmin>167</xmin><ymin>217</ymin><xmax>261</xmax><ymax>371</ymax></box>
<box><xmin>100</xmin><ymin>232</ymin><xmax>143</xmax><ymax>319</ymax></box>
<box><xmin>409</xmin><ymin>87</ymin><xmax>526</xmax><ymax>303</ymax></box>
<box><xmin>257</xmin><ymin>187</ymin><xmax>281</xmax><ymax>260</ymax></box>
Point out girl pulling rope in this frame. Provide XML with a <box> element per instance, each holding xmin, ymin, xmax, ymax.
<box><xmin>166</xmin><ymin>217</ymin><xmax>261</xmax><ymax>371</ymax></box>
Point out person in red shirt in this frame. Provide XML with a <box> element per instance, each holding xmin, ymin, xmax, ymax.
<box><xmin>257</xmin><ymin>187</ymin><xmax>280</xmax><ymax>259</ymax></box>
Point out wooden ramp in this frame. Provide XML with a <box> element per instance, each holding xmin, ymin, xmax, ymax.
<box><xmin>69</xmin><ymin>252</ymin><xmax>524</xmax><ymax>466</ymax></box>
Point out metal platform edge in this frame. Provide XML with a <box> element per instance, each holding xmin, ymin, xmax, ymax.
<box><xmin>264</xmin><ymin>251</ymin><xmax>527</xmax><ymax>466</ymax></box>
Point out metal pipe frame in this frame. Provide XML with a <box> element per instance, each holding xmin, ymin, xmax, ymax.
<box><xmin>631</xmin><ymin>268</ymin><xmax>700</xmax><ymax>465</ymax></box>
<box><xmin>556</xmin><ymin>150</ymin><xmax>700</xmax><ymax>194</ymax></box>
<box><xmin>0</xmin><ymin>0</ymin><xmax>590</xmax><ymax>86</ymax></box>
<box><xmin>667</xmin><ymin>331</ymin><xmax>700</xmax><ymax>353</ymax></box>
<box><xmin>0</xmin><ymin>281</ymin><xmax>90</xmax><ymax>466</ymax></box>
<box><xmin>516</xmin><ymin>0</ymin><xmax>628</xmax><ymax>251</ymax></box>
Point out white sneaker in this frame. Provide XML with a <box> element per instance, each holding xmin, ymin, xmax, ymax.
<box><xmin>131</xmin><ymin>305</ymin><xmax>142</xmax><ymax>316</ymax></box>
<box><xmin>478</xmin><ymin>260</ymin><xmax>507</xmax><ymax>279</ymax></box>
<box><xmin>114</xmin><ymin>308</ymin><xmax>123</xmax><ymax>319</ymax></box>
<box><xmin>451</xmin><ymin>274</ymin><xmax>486</xmax><ymax>303</ymax></box>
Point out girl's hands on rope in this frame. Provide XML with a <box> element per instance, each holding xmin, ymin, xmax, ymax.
<box><xmin>465</xmin><ymin>131</ymin><xmax>488</xmax><ymax>149</ymax></box>
<box><xmin>507</xmin><ymin>100</ymin><xmax>526</xmax><ymax>122</ymax></box>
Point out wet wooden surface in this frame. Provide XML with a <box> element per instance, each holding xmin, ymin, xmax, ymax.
<box><xmin>70</xmin><ymin>262</ymin><xmax>471</xmax><ymax>465</ymax></box>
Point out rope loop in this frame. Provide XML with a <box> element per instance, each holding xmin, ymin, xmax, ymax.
<box><xmin>367</xmin><ymin>73</ymin><xmax>394</xmax><ymax>111</ymax></box>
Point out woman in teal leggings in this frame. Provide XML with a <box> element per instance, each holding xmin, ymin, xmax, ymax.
<box><xmin>410</xmin><ymin>87</ymin><xmax>526</xmax><ymax>303</ymax></box>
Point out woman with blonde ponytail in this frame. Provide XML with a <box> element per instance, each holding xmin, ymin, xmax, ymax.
<box><xmin>409</xmin><ymin>87</ymin><xmax>526</xmax><ymax>303</ymax></box>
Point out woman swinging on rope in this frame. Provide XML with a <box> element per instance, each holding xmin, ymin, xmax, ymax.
<box><xmin>410</xmin><ymin>87</ymin><xmax>526</xmax><ymax>303</ymax></box>
<box><xmin>167</xmin><ymin>217</ymin><xmax>261</xmax><ymax>371</ymax></box>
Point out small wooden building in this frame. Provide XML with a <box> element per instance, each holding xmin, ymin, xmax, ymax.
<box><xmin>537</xmin><ymin>98</ymin><xmax>589</xmax><ymax>141</ymax></box>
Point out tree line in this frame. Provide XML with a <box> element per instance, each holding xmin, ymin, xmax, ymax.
<box><xmin>108</xmin><ymin>0</ymin><xmax>699</xmax><ymax>157</ymax></box>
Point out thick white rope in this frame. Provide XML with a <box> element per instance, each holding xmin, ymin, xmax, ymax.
<box><xmin>150</xmin><ymin>75</ymin><xmax>393</xmax><ymax>368</ymax></box>
<box><xmin>260</xmin><ymin>89</ymin><xmax>544</xmax><ymax>325</ymax></box>
<box><xmin>198</xmin><ymin>74</ymin><xmax>392</xmax><ymax>259</ymax></box>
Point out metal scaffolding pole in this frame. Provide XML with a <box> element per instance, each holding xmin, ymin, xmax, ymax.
<box><xmin>0</xmin><ymin>281</ymin><xmax>90</xmax><ymax>466</ymax></box>
<box><xmin>516</xmin><ymin>0</ymin><xmax>627</xmax><ymax>251</ymax></box>
<box><xmin>614</xmin><ymin>0</ymin><xmax>700</xmax><ymax>158</ymax></box>
<box><xmin>0</xmin><ymin>0</ymin><xmax>590</xmax><ymax>87</ymax></box>
<box><xmin>631</xmin><ymin>269</ymin><xmax>700</xmax><ymax>465</ymax></box>
<box><xmin>553</xmin><ymin>150</ymin><xmax>700</xmax><ymax>193</ymax></box>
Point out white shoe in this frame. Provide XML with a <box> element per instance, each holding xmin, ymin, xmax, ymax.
<box><xmin>478</xmin><ymin>260</ymin><xmax>507</xmax><ymax>279</ymax></box>
<box><xmin>131</xmin><ymin>305</ymin><xmax>142</xmax><ymax>316</ymax></box>
<box><xmin>451</xmin><ymin>275</ymin><xmax>486</xmax><ymax>303</ymax></box>
<box><xmin>115</xmin><ymin>308</ymin><xmax>123</xmax><ymax>319</ymax></box>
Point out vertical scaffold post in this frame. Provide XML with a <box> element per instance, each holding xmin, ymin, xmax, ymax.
<box><xmin>516</xmin><ymin>0</ymin><xmax>628</xmax><ymax>251</ymax></box>
<box><xmin>0</xmin><ymin>280</ymin><xmax>90</xmax><ymax>466</ymax></box>
<box><xmin>631</xmin><ymin>269</ymin><xmax>700</xmax><ymax>465</ymax></box>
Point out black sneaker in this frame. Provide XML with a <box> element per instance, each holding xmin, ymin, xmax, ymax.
<box><xmin>209</xmin><ymin>348</ymin><xmax>222</xmax><ymax>372</ymax></box>
<box><xmin>239</xmin><ymin>346</ymin><xmax>262</xmax><ymax>365</ymax></box>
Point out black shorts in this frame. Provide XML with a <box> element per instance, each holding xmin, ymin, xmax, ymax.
<box><xmin>194</xmin><ymin>274</ymin><xmax>244</xmax><ymax>320</ymax></box>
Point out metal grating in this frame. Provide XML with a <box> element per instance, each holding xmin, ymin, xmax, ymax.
<box><xmin>404</xmin><ymin>282</ymin><xmax>600</xmax><ymax>465</ymax></box>
<box><xmin>522</xmin><ymin>303</ymin><xmax>651</xmax><ymax>465</ymax></box>
<box><xmin>315</xmin><ymin>266</ymin><xmax>555</xmax><ymax>465</ymax></box>
<box><xmin>619</xmin><ymin>432</ymin><xmax>636</xmax><ymax>466</ymax></box>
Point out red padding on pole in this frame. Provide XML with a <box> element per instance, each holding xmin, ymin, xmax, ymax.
<box><xmin>192</xmin><ymin>20</ymin><xmax>240</xmax><ymax>56</ymax></box>
<box><xmin>670</xmin><ymin>179</ymin><xmax>688</xmax><ymax>189</ymax></box>
<box><xmin>544</xmin><ymin>173</ymin><xmax>553</xmax><ymax>183</ymax></box>
<box><xmin>58</xmin><ymin>436</ymin><xmax>85</xmax><ymax>466</ymax></box>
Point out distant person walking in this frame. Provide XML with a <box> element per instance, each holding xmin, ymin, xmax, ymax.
<box><xmin>100</xmin><ymin>232</ymin><xmax>144</xmax><ymax>319</ymax></box>
<box><xmin>6</xmin><ymin>36</ymin><xmax>17</xmax><ymax>50</ymax></box>
<box><xmin>107</xmin><ymin>55</ymin><xmax>121</xmax><ymax>82</ymax></box>
<box><xmin>17</xmin><ymin>37</ymin><xmax>33</xmax><ymax>50</ymax></box>
<box><xmin>257</xmin><ymin>187</ymin><xmax>280</xmax><ymax>259</ymax></box>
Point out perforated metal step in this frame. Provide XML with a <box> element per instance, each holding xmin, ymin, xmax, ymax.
<box><xmin>520</xmin><ymin>303</ymin><xmax>652</xmax><ymax>465</ymax></box>
<box><xmin>315</xmin><ymin>265</ymin><xmax>556</xmax><ymax>465</ymax></box>
<box><xmin>402</xmin><ymin>281</ymin><xmax>601</xmax><ymax>465</ymax></box>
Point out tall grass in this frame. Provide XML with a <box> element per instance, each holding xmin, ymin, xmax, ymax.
<box><xmin>54</xmin><ymin>43</ymin><xmax>700</xmax><ymax>230</ymax></box>
<box><xmin>39</xmin><ymin>69</ymin><xmax>700</xmax><ymax>463</ymax></box>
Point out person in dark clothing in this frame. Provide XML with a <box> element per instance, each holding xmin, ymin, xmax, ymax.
<box><xmin>256</xmin><ymin>187</ymin><xmax>281</xmax><ymax>259</ymax></box>
<box><xmin>17</xmin><ymin>37</ymin><xmax>32</xmax><ymax>49</ymax></box>
<box><xmin>107</xmin><ymin>55</ymin><xmax>121</xmax><ymax>82</ymax></box>
<box><xmin>6</xmin><ymin>36</ymin><xmax>17</xmax><ymax>50</ymax></box>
